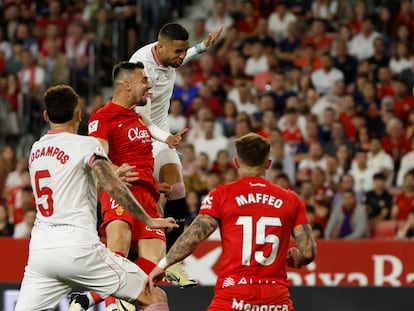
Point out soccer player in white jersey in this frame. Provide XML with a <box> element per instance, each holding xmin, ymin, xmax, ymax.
<box><xmin>14</xmin><ymin>85</ymin><xmax>178</xmax><ymax>311</ymax></box>
<box><xmin>129</xmin><ymin>22</ymin><xmax>222</xmax><ymax>286</ymax></box>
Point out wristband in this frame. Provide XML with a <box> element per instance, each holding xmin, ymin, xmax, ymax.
<box><xmin>158</xmin><ymin>257</ymin><xmax>169</xmax><ymax>270</ymax></box>
<box><xmin>195</xmin><ymin>42</ymin><xmax>207</xmax><ymax>54</ymax></box>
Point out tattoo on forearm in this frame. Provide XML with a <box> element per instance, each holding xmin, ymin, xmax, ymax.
<box><xmin>166</xmin><ymin>215</ymin><xmax>218</xmax><ymax>264</ymax></box>
<box><xmin>294</xmin><ymin>224</ymin><xmax>317</xmax><ymax>265</ymax></box>
<box><xmin>93</xmin><ymin>159</ymin><xmax>150</xmax><ymax>224</ymax></box>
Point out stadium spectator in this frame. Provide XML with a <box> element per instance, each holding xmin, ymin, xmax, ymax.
<box><xmin>349</xmin><ymin>16</ymin><xmax>382</xmax><ymax>61</ymax></box>
<box><xmin>235</xmin><ymin>0</ymin><xmax>259</xmax><ymax>38</ymax></box>
<box><xmin>193</xmin><ymin>118</ymin><xmax>229</xmax><ymax>165</ymax></box>
<box><xmin>349</xmin><ymin>148</ymin><xmax>375</xmax><ymax>193</ymax></box>
<box><xmin>395</xmin><ymin>208</ymin><xmax>414</xmax><ymax>240</ymax></box>
<box><xmin>367</xmin><ymin>137</ymin><xmax>394</xmax><ymax>186</ymax></box>
<box><xmin>266</xmin><ymin>139</ymin><xmax>296</xmax><ymax>186</ymax></box>
<box><xmin>397</xmin><ymin>136</ymin><xmax>414</xmax><ymax>187</ymax></box>
<box><xmin>267</xmin><ymin>1</ymin><xmax>296</xmax><ymax>43</ymax></box>
<box><xmin>227</xmin><ymin>75</ymin><xmax>258</xmax><ymax>115</ymax></box>
<box><xmin>205</xmin><ymin>0</ymin><xmax>234</xmax><ymax>35</ymax></box>
<box><xmin>12</xmin><ymin>202</ymin><xmax>35</xmax><ymax>239</ymax></box>
<box><xmin>391</xmin><ymin>170</ymin><xmax>414</xmax><ymax>221</ymax></box>
<box><xmin>311</xmin><ymin>53</ymin><xmax>344</xmax><ymax>96</ymax></box>
<box><xmin>0</xmin><ymin>203</ymin><xmax>13</xmax><ymax>236</ymax></box>
<box><xmin>323</xmin><ymin>119</ymin><xmax>354</xmax><ymax>157</ymax></box>
<box><xmin>297</xmin><ymin>142</ymin><xmax>327</xmax><ymax>184</ymax></box>
<box><xmin>216</xmin><ymin>99</ymin><xmax>238</xmax><ymax>137</ymax></box>
<box><xmin>364</xmin><ymin>172</ymin><xmax>393</xmax><ymax>221</ymax></box>
<box><xmin>38</xmin><ymin>40</ymin><xmax>69</xmax><ymax>87</ymax></box>
<box><xmin>185</xmin><ymin>152</ymin><xmax>210</xmax><ymax>195</ymax></box>
<box><xmin>325</xmin><ymin>189</ymin><xmax>369</xmax><ymax>239</ymax></box>
<box><xmin>168</xmin><ymin>98</ymin><xmax>187</xmax><ymax>135</ymax></box>
<box><xmin>244</xmin><ymin>39</ymin><xmax>268</xmax><ymax>77</ymax></box>
<box><xmin>368</xmin><ymin>38</ymin><xmax>390</xmax><ymax>83</ymax></box>
<box><xmin>210</xmin><ymin>149</ymin><xmax>235</xmax><ymax>176</ymax></box>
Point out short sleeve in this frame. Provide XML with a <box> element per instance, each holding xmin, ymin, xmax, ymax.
<box><xmin>198</xmin><ymin>187</ymin><xmax>223</xmax><ymax>220</ymax></box>
<box><xmin>82</xmin><ymin>137</ymin><xmax>108</xmax><ymax>168</ymax></box>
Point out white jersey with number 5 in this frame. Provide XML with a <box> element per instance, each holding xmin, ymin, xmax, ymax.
<box><xmin>28</xmin><ymin>130</ymin><xmax>107</xmax><ymax>250</ymax></box>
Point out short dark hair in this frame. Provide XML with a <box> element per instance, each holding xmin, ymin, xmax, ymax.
<box><xmin>43</xmin><ymin>85</ymin><xmax>79</xmax><ymax>124</ymax></box>
<box><xmin>112</xmin><ymin>61</ymin><xmax>144</xmax><ymax>81</ymax></box>
<box><xmin>235</xmin><ymin>133</ymin><xmax>270</xmax><ymax>167</ymax></box>
<box><xmin>373</xmin><ymin>172</ymin><xmax>386</xmax><ymax>180</ymax></box>
<box><xmin>159</xmin><ymin>23</ymin><xmax>189</xmax><ymax>41</ymax></box>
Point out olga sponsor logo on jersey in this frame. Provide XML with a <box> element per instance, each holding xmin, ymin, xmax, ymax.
<box><xmin>128</xmin><ymin>127</ymin><xmax>151</xmax><ymax>142</ymax></box>
<box><xmin>231</xmin><ymin>298</ymin><xmax>288</xmax><ymax>311</ymax></box>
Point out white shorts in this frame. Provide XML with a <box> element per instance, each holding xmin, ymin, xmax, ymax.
<box><xmin>152</xmin><ymin>140</ymin><xmax>182</xmax><ymax>182</ymax></box>
<box><xmin>15</xmin><ymin>243</ymin><xmax>146</xmax><ymax>311</ymax></box>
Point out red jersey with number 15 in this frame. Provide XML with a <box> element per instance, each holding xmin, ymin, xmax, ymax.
<box><xmin>88</xmin><ymin>101</ymin><xmax>158</xmax><ymax>197</ymax></box>
<box><xmin>199</xmin><ymin>176</ymin><xmax>308</xmax><ymax>287</ymax></box>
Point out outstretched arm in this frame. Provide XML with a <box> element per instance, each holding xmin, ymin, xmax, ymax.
<box><xmin>286</xmin><ymin>224</ymin><xmax>317</xmax><ymax>269</ymax></box>
<box><xmin>92</xmin><ymin>158</ymin><xmax>178</xmax><ymax>230</ymax></box>
<box><xmin>184</xmin><ymin>26</ymin><xmax>224</xmax><ymax>63</ymax></box>
<box><xmin>145</xmin><ymin>214</ymin><xmax>219</xmax><ymax>292</ymax></box>
<box><xmin>141</xmin><ymin>114</ymin><xmax>188</xmax><ymax>148</ymax></box>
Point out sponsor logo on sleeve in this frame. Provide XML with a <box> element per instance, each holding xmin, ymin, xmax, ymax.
<box><xmin>200</xmin><ymin>195</ymin><xmax>213</xmax><ymax>210</ymax></box>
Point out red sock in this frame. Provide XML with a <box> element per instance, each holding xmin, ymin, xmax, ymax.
<box><xmin>88</xmin><ymin>292</ymin><xmax>103</xmax><ymax>306</ymax></box>
<box><xmin>105</xmin><ymin>296</ymin><xmax>117</xmax><ymax>307</ymax></box>
<box><xmin>135</xmin><ymin>257</ymin><xmax>156</xmax><ymax>274</ymax></box>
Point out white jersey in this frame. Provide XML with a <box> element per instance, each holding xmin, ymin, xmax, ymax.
<box><xmin>28</xmin><ymin>131</ymin><xmax>107</xmax><ymax>250</ymax></box>
<box><xmin>129</xmin><ymin>42</ymin><xmax>198</xmax><ymax>132</ymax></box>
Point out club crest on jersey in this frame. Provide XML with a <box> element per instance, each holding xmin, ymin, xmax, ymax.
<box><xmin>115</xmin><ymin>205</ymin><xmax>124</xmax><ymax>216</ymax></box>
<box><xmin>88</xmin><ymin>120</ymin><xmax>99</xmax><ymax>134</ymax></box>
<box><xmin>128</xmin><ymin>127</ymin><xmax>150</xmax><ymax>141</ymax></box>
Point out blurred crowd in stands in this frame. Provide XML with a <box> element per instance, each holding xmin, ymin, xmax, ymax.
<box><xmin>1</xmin><ymin>0</ymin><xmax>414</xmax><ymax>242</ymax></box>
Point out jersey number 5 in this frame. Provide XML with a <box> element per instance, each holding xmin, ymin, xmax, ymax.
<box><xmin>34</xmin><ymin>170</ymin><xmax>54</xmax><ymax>217</ymax></box>
<box><xmin>236</xmin><ymin>216</ymin><xmax>281</xmax><ymax>266</ymax></box>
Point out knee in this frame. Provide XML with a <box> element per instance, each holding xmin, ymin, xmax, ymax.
<box><xmin>168</xmin><ymin>182</ymin><xmax>185</xmax><ymax>200</ymax></box>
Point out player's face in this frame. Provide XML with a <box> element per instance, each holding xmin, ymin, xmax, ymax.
<box><xmin>131</xmin><ymin>69</ymin><xmax>152</xmax><ymax>105</ymax></box>
<box><xmin>160</xmin><ymin>39</ymin><xmax>190</xmax><ymax>68</ymax></box>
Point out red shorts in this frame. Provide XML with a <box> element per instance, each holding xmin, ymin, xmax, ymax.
<box><xmin>207</xmin><ymin>284</ymin><xmax>293</xmax><ymax>311</ymax></box>
<box><xmin>99</xmin><ymin>186</ymin><xmax>166</xmax><ymax>243</ymax></box>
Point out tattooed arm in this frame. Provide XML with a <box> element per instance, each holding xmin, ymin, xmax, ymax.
<box><xmin>92</xmin><ymin>158</ymin><xmax>178</xmax><ymax>230</ymax></box>
<box><xmin>145</xmin><ymin>214</ymin><xmax>219</xmax><ymax>293</ymax></box>
<box><xmin>286</xmin><ymin>224</ymin><xmax>317</xmax><ymax>269</ymax></box>
<box><xmin>166</xmin><ymin>214</ymin><xmax>219</xmax><ymax>264</ymax></box>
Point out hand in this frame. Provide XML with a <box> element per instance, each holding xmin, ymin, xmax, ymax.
<box><xmin>144</xmin><ymin>266</ymin><xmax>166</xmax><ymax>295</ymax></box>
<box><xmin>148</xmin><ymin>217</ymin><xmax>179</xmax><ymax>230</ymax></box>
<box><xmin>158</xmin><ymin>182</ymin><xmax>172</xmax><ymax>195</ymax></box>
<box><xmin>115</xmin><ymin>163</ymin><xmax>139</xmax><ymax>187</ymax></box>
<box><xmin>286</xmin><ymin>247</ymin><xmax>302</xmax><ymax>269</ymax></box>
<box><xmin>203</xmin><ymin>25</ymin><xmax>223</xmax><ymax>48</ymax></box>
<box><xmin>165</xmin><ymin>128</ymin><xmax>188</xmax><ymax>148</ymax></box>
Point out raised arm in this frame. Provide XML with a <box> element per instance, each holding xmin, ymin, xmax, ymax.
<box><xmin>183</xmin><ymin>26</ymin><xmax>223</xmax><ymax>63</ymax></box>
<box><xmin>287</xmin><ymin>223</ymin><xmax>317</xmax><ymax>269</ymax></box>
<box><xmin>141</xmin><ymin>113</ymin><xmax>188</xmax><ymax>148</ymax></box>
<box><xmin>91</xmin><ymin>157</ymin><xmax>177</xmax><ymax>230</ymax></box>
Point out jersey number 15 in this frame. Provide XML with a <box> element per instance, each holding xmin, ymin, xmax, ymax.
<box><xmin>236</xmin><ymin>216</ymin><xmax>281</xmax><ymax>266</ymax></box>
